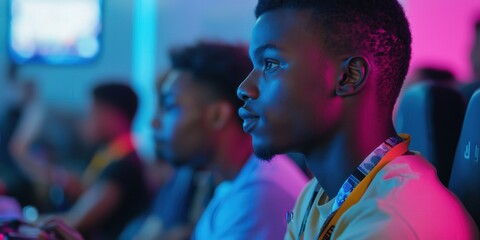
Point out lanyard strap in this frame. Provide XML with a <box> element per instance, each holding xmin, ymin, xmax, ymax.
<box><xmin>317</xmin><ymin>134</ymin><xmax>410</xmax><ymax>240</ymax></box>
<box><xmin>331</xmin><ymin>135</ymin><xmax>405</xmax><ymax>214</ymax></box>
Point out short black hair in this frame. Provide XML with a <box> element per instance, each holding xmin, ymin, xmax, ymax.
<box><xmin>93</xmin><ymin>82</ymin><xmax>138</xmax><ymax>124</ymax></box>
<box><xmin>255</xmin><ymin>0</ymin><xmax>412</xmax><ymax>112</ymax></box>
<box><xmin>169</xmin><ymin>42</ymin><xmax>252</xmax><ymax>124</ymax></box>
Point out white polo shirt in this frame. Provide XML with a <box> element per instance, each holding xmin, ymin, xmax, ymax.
<box><xmin>285</xmin><ymin>154</ymin><xmax>479</xmax><ymax>239</ymax></box>
<box><xmin>193</xmin><ymin>154</ymin><xmax>308</xmax><ymax>240</ymax></box>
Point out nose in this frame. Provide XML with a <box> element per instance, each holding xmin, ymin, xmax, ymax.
<box><xmin>237</xmin><ymin>70</ymin><xmax>259</xmax><ymax>102</ymax></box>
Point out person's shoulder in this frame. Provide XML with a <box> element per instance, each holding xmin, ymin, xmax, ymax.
<box><xmin>243</xmin><ymin>154</ymin><xmax>308</xmax><ymax>197</ymax></box>
<box><xmin>351</xmin><ymin>153</ymin><xmax>478</xmax><ymax>238</ymax></box>
<box><xmin>98</xmin><ymin>151</ymin><xmax>145</xmax><ymax>185</ymax></box>
<box><xmin>300</xmin><ymin>178</ymin><xmax>318</xmax><ymax>196</ymax></box>
<box><xmin>206</xmin><ymin>180</ymin><xmax>298</xmax><ymax>239</ymax></box>
<box><xmin>377</xmin><ymin>153</ymin><xmax>437</xmax><ymax>183</ymax></box>
<box><xmin>106</xmin><ymin>152</ymin><xmax>142</xmax><ymax>171</ymax></box>
<box><xmin>218</xmin><ymin>160</ymin><xmax>309</xmax><ymax>209</ymax></box>
<box><xmin>341</xmin><ymin>188</ymin><xmax>477</xmax><ymax>239</ymax></box>
<box><xmin>372</xmin><ymin>152</ymin><xmax>450</xmax><ymax>200</ymax></box>
<box><xmin>290</xmin><ymin>178</ymin><xmax>318</xmax><ymax>213</ymax></box>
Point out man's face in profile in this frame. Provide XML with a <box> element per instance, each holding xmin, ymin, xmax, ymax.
<box><xmin>238</xmin><ymin>9</ymin><xmax>344</xmax><ymax>159</ymax></box>
<box><xmin>152</xmin><ymin>71</ymin><xmax>213</xmax><ymax>167</ymax></box>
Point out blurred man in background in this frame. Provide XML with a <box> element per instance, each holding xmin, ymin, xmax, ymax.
<box><xmin>153</xmin><ymin>42</ymin><xmax>307</xmax><ymax>239</ymax></box>
<box><xmin>119</xmin><ymin>71</ymin><xmax>209</xmax><ymax>240</ymax></box>
<box><xmin>61</xmin><ymin>82</ymin><xmax>149</xmax><ymax>239</ymax></box>
<box><xmin>35</xmin><ymin>82</ymin><xmax>149</xmax><ymax>239</ymax></box>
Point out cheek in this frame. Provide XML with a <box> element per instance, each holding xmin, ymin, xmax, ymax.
<box><xmin>259</xmin><ymin>67</ymin><xmax>342</xmax><ymax>140</ymax></box>
<box><xmin>164</xmin><ymin>111</ymin><xmax>207</xmax><ymax>156</ymax></box>
<box><xmin>253</xmin><ymin>81</ymin><xmax>309</xmax><ymax>154</ymax></box>
<box><xmin>260</xmin><ymin>81</ymin><xmax>298</xmax><ymax>129</ymax></box>
<box><xmin>161</xmin><ymin>113</ymin><xmax>178</xmax><ymax>138</ymax></box>
<box><xmin>162</xmin><ymin>113</ymin><xmax>187</xmax><ymax>148</ymax></box>
<box><xmin>91</xmin><ymin>116</ymin><xmax>106</xmax><ymax>135</ymax></box>
<box><xmin>259</xmin><ymin>69</ymin><xmax>323</xmax><ymax>130</ymax></box>
<box><xmin>289</xmin><ymin>62</ymin><xmax>341</xmax><ymax>128</ymax></box>
<box><xmin>81</xmin><ymin>117</ymin><xmax>100</xmax><ymax>143</ymax></box>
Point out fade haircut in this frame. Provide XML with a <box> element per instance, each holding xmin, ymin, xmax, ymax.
<box><xmin>255</xmin><ymin>0</ymin><xmax>412</xmax><ymax>111</ymax></box>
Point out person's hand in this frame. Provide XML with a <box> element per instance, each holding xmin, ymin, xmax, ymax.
<box><xmin>41</xmin><ymin>218</ymin><xmax>84</xmax><ymax>240</ymax></box>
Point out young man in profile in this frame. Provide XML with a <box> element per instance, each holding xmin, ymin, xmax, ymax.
<box><xmin>237</xmin><ymin>0</ymin><xmax>479</xmax><ymax>239</ymax></box>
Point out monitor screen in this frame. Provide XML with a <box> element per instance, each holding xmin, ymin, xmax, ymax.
<box><xmin>9</xmin><ymin>0</ymin><xmax>102</xmax><ymax>64</ymax></box>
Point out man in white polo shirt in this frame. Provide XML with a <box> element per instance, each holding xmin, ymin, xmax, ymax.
<box><xmin>237</xmin><ymin>0</ymin><xmax>479</xmax><ymax>239</ymax></box>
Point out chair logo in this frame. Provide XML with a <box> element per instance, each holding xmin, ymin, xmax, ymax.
<box><xmin>475</xmin><ymin>145</ymin><xmax>479</xmax><ymax>164</ymax></box>
<box><xmin>465</xmin><ymin>142</ymin><xmax>471</xmax><ymax>160</ymax></box>
<box><xmin>464</xmin><ymin>141</ymin><xmax>480</xmax><ymax>164</ymax></box>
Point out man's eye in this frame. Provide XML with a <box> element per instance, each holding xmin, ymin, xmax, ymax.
<box><xmin>264</xmin><ymin>59</ymin><xmax>280</xmax><ymax>72</ymax></box>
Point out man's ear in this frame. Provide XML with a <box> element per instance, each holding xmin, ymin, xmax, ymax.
<box><xmin>206</xmin><ymin>101</ymin><xmax>233</xmax><ymax>130</ymax></box>
<box><xmin>336</xmin><ymin>56</ymin><xmax>370</xmax><ymax>97</ymax></box>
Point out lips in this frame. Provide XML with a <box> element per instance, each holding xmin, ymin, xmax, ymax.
<box><xmin>238</xmin><ymin>108</ymin><xmax>260</xmax><ymax>133</ymax></box>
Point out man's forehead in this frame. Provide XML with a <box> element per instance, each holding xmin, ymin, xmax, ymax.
<box><xmin>161</xmin><ymin>70</ymin><xmax>180</xmax><ymax>96</ymax></box>
<box><xmin>160</xmin><ymin>71</ymin><xmax>206</xmax><ymax>102</ymax></box>
<box><xmin>250</xmin><ymin>9</ymin><xmax>318</xmax><ymax>56</ymax></box>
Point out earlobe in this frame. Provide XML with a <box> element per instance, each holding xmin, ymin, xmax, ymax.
<box><xmin>336</xmin><ymin>56</ymin><xmax>370</xmax><ymax>97</ymax></box>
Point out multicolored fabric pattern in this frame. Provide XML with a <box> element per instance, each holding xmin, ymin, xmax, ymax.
<box><xmin>82</xmin><ymin>133</ymin><xmax>136</xmax><ymax>186</ymax></box>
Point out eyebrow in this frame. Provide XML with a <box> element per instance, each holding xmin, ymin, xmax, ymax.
<box><xmin>253</xmin><ymin>43</ymin><xmax>282</xmax><ymax>60</ymax></box>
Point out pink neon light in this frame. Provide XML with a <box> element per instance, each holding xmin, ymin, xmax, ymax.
<box><xmin>405</xmin><ymin>0</ymin><xmax>480</xmax><ymax>81</ymax></box>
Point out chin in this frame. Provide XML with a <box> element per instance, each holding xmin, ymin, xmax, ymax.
<box><xmin>252</xmin><ymin>137</ymin><xmax>297</xmax><ymax>161</ymax></box>
<box><xmin>252</xmin><ymin>142</ymin><xmax>281</xmax><ymax>161</ymax></box>
<box><xmin>254</xmin><ymin>150</ymin><xmax>275</xmax><ymax>161</ymax></box>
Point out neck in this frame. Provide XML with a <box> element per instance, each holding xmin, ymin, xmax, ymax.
<box><xmin>304</xmin><ymin>115</ymin><xmax>397</xmax><ymax>198</ymax></box>
<box><xmin>211</xmin><ymin>125</ymin><xmax>253</xmax><ymax>184</ymax></box>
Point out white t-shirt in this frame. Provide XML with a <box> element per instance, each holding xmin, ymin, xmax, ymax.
<box><xmin>285</xmin><ymin>154</ymin><xmax>479</xmax><ymax>240</ymax></box>
<box><xmin>193</xmin><ymin>154</ymin><xmax>308</xmax><ymax>240</ymax></box>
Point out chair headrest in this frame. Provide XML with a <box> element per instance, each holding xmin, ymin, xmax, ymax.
<box><xmin>396</xmin><ymin>82</ymin><xmax>465</xmax><ymax>185</ymax></box>
<box><xmin>449</xmin><ymin>89</ymin><xmax>480</xmax><ymax>227</ymax></box>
